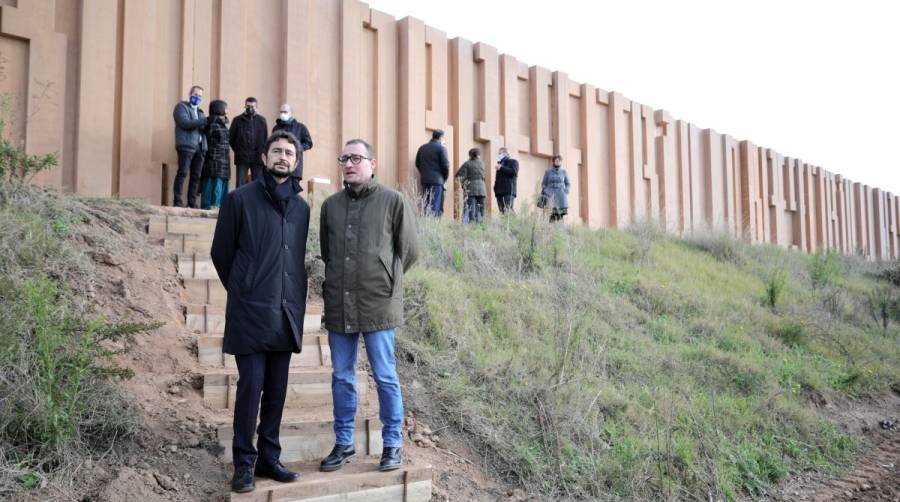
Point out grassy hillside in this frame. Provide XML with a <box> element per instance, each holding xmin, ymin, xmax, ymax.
<box><xmin>378</xmin><ymin>210</ymin><xmax>900</xmax><ymax>500</ymax></box>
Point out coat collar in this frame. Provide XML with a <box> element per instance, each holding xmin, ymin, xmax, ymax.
<box><xmin>343</xmin><ymin>176</ymin><xmax>379</xmax><ymax>199</ymax></box>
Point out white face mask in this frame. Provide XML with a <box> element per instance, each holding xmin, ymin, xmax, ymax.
<box><xmin>279</xmin><ymin>112</ymin><xmax>291</xmax><ymax>122</ymax></box>
<box><xmin>497</xmin><ymin>153</ymin><xmax>507</xmax><ymax>161</ymax></box>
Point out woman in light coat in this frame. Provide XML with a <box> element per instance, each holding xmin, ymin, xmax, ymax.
<box><xmin>541</xmin><ymin>155</ymin><xmax>571</xmax><ymax>222</ymax></box>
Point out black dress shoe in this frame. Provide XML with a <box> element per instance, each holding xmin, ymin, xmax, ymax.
<box><xmin>254</xmin><ymin>461</ymin><xmax>299</xmax><ymax>482</ymax></box>
<box><xmin>231</xmin><ymin>465</ymin><xmax>255</xmax><ymax>493</ymax></box>
<box><xmin>379</xmin><ymin>446</ymin><xmax>402</xmax><ymax>471</ymax></box>
<box><xmin>320</xmin><ymin>444</ymin><xmax>356</xmax><ymax>472</ymax></box>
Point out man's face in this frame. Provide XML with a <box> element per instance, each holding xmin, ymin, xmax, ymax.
<box><xmin>340</xmin><ymin>143</ymin><xmax>375</xmax><ymax>185</ymax></box>
<box><xmin>245</xmin><ymin>101</ymin><xmax>257</xmax><ymax>113</ymax></box>
<box><xmin>263</xmin><ymin>138</ymin><xmax>298</xmax><ymax>178</ymax></box>
<box><xmin>279</xmin><ymin>105</ymin><xmax>291</xmax><ymax>118</ymax></box>
<box><xmin>190</xmin><ymin>88</ymin><xmax>203</xmax><ymax>100</ymax></box>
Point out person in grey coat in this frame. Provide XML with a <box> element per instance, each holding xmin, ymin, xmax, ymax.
<box><xmin>541</xmin><ymin>155</ymin><xmax>571</xmax><ymax>222</ymax></box>
<box><xmin>172</xmin><ymin>85</ymin><xmax>208</xmax><ymax>208</ymax></box>
<box><xmin>454</xmin><ymin>147</ymin><xmax>486</xmax><ymax>223</ymax></box>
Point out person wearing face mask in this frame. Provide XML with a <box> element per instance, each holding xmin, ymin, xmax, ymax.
<box><xmin>414</xmin><ymin>129</ymin><xmax>450</xmax><ymax>217</ymax></box>
<box><xmin>229</xmin><ymin>97</ymin><xmax>269</xmax><ymax>187</ymax></box>
<box><xmin>271</xmin><ymin>104</ymin><xmax>313</xmax><ymax>180</ymax></box>
<box><xmin>493</xmin><ymin>146</ymin><xmax>519</xmax><ymax>214</ymax></box>
<box><xmin>211</xmin><ymin>130</ymin><xmax>310</xmax><ymax>493</ymax></box>
<box><xmin>172</xmin><ymin>85</ymin><xmax>208</xmax><ymax>208</ymax></box>
<box><xmin>200</xmin><ymin>100</ymin><xmax>231</xmax><ymax>210</ymax></box>
<box><xmin>541</xmin><ymin>155</ymin><xmax>571</xmax><ymax>222</ymax></box>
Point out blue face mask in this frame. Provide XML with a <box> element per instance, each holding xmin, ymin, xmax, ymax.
<box><xmin>189</xmin><ymin>95</ymin><xmax>201</xmax><ymax>106</ymax></box>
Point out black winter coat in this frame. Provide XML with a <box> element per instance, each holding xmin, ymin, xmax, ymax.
<box><xmin>272</xmin><ymin>118</ymin><xmax>313</xmax><ymax>179</ymax></box>
<box><xmin>493</xmin><ymin>156</ymin><xmax>519</xmax><ymax>196</ymax></box>
<box><xmin>229</xmin><ymin>112</ymin><xmax>268</xmax><ymax>166</ymax></box>
<box><xmin>210</xmin><ymin>179</ymin><xmax>310</xmax><ymax>355</ymax></box>
<box><xmin>202</xmin><ymin>117</ymin><xmax>231</xmax><ymax>180</ymax></box>
<box><xmin>414</xmin><ymin>139</ymin><xmax>450</xmax><ymax>185</ymax></box>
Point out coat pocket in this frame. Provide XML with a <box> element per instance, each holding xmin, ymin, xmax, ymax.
<box><xmin>378</xmin><ymin>251</ymin><xmax>399</xmax><ymax>297</ymax></box>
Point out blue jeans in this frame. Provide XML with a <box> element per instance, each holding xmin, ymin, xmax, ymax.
<box><xmin>329</xmin><ymin>329</ymin><xmax>404</xmax><ymax>448</ymax></box>
<box><xmin>422</xmin><ymin>184</ymin><xmax>444</xmax><ymax>217</ymax></box>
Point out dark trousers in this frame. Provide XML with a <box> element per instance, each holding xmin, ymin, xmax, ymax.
<box><xmin>464</xmin><ymin>195</ymin><xmax>485</xmax><ymax>223</ymax></box>
<box><xmin>422</xmin><ymin>184</ymin><xmax>444</xmax><ymax>217</ymax></box>
<box><xmin>173</xmin><ymin>148</ymin><xmax>204</xmax><ymax>208</ymax></box>
<box><xmin>496</xmin><ymin>194</ymin><xmax>516</xmax><ymax>214</ymax></box>
<box><xmin>232</xmin><ymin>351</ymin><xmax>292</xmax><ymax>468</ymax></box>
<box><xmin>236</xmin><ymin>164</ymin><xmax>263</xmax><ymax>188</ymax></box>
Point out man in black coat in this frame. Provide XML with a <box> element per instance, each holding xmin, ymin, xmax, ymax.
<box><xmin>272</xmin><ymin>103</ymin><xmax>313</xmax><ymax>180</ymax></box>
<box><xmin>229</xmin><ymin>97</ymin><xmax>269</xmax><ymax>188</ymax></box>
<box><xmin>414</xmin><ymin>129</ymin><xmax>450</xmax><ymax>216</ymax></box>
<box><xmin>172</xmin><ymin>85</ymin><xmax>208</xmax><ymax>208</ymax></box>
<box><xmin>210</xmin><ymin>130</ymin><xmax>310</xmax><ymax>493</ymax></box>
<box><xmin>493</xmin><ymin>146</ymin><xmax>518</xmax><ymax>213</ymax></box>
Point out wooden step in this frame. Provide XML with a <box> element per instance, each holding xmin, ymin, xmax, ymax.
<box><xmin>186</xmin><ymin>304</ymin><xmax>226</xmax><ymax>334</ymax></box>
<box><xmin>203</xmin><ymin>369</ymin><xmax>367</xmax><ymax>410</ymax></box>
<box><xmin>177</xmin><ymin>253</ymin><xmax>219</xmax><ymax>279</ymax></box>
<box><xmin>185</xmin><ymin>304</ymin><xmax>322</xmax><ymax>335</ymax></box>
<box><xmin>229</xmin><ymin>460</ymin><xmax>431</xmax><ymax>502</ymax></box>
<box><xmin>148</xmin><ymin>214</ymin><xmax>218</xmax><ymax>237</ymax></box>
<box><xmin>184</xmin><ymin>278</ymin><xmax>227</xmax><ymax>306</ymax></box>
<box><xmin>199</xmin><ymin>334</ymin><xmax>332</xmax><ymax>369</ymax></box>
<box><xmin>163</xmin><ymin>233</ymin><xmax>214</xmax><ymax>254</ymax></box>
<box><xmin>218</xmin><ymin>415</ymin><xmax>383</xmax><ymax>464</ymax></box>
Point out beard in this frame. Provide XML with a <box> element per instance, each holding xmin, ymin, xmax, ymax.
<box><xmin>267</xmin><ymin>162</ymin><xmax>292</xmax><ymax>177</ymax></box>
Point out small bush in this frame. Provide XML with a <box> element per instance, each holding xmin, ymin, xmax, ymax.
<box><xmin>810</xmin><ymin>252</ymin><xmax>842</xmax><ymax>289</ymax></box>
<box><xmin>774</xmin><ymin>320</ymin><xmax>807</xmax><ymax>348</ymax></box>
<box><xmin>764</xmin><ymin>269</ymin><xmax>787</xmax><ymax>309</ymax></box>
<box><xmin>865</xmin><ymin>285</ymin><xmax>899</xmax><ymax>334</ymax></box>
<box><xmin>687</xmin><ymin>230</ymin><xmax>744</xmax><ymax>264</ymax></box>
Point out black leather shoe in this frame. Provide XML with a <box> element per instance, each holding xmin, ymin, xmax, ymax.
<box><xmin>254</xmin><ymin>461</ymin><xmax>300</xmax><ymax>483</ymax></box>
<box><xmin>379</xmin><ymin>447</ymin><xmax>402</xmax><ymax>471</ymax></box>
<box><xmin>231</xmin><ymin>465</ymin><xmax>255</xmax><ymax>493</ymax></box>
<box><xmin>319</xmin><ymin>444</ymin><xmax>356</xmax><ymax>472</ymax></box>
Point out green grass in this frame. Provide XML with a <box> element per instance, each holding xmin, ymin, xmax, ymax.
<box><xmin>387</xmin><ymin>210</ymin><xmax>900</xmax><ymax>500</ymax></box>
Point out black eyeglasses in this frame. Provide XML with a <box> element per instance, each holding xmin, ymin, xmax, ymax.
<box><xmin>337</xmin><ymin>154</ymin><xmax>372</xmax><ymax>165</ymax></box>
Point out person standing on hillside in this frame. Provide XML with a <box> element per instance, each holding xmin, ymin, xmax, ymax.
<box><xmin>455</xmin><ymin>147</ymin><xmax>486</xmax><ymax>223</ymax></box>
<box><xmin>271</xmin><ymin>103</ymin><xmax>313</xmax><ymax>180</ymax></box>
<box><xmin>318</xmin><ymin>139</ymin><xmax>419</xmax><ymax>473</ymax></box>
<box><xmin>414</xmin><ymin>129</ymin><xmax>450</xmax><ymax>217</ymax></box>
<box><xmin>229</xmin><ymin>97</ymin><xmax>268</xmax><ymax>187</ymax></box>
<box><xmin>493</xmin><ymin>146</ymin><xmax>518</xmax><ymax>214</ymax></box>
<box><xmin>172</xmin><ymin>85</ymin><xmax>208</xmax><ymax>208</ymax></box>
<box><xmin>211</xmin><ymin>130</ymin><xmax>310</xmax><ymax>493</ymax></box>
<box><xmin>541</xmin><ymin>155</ymin><xmax>571</xmax><ymax>222</ymax></box>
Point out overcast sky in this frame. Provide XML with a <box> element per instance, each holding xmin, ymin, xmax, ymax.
<box><xmin>367</xmin><ymin>0</ymin><xmax>900</xmax><ymax>194</ymax></box>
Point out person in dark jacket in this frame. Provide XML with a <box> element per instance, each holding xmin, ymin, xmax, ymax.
<box><xmin>200</xmin><ymin>100</ymin><xmax>231</xmax><ymax>209</ymax></box>
<box><xmin>414</xmin><ymin>129</ymin><xmax>449</xmax><ymax>217</ymax></box>
<box><xmin>229</xmin><ymin>97</ymin><xmax>268</xmax><ymax>188</ymax></box>
<box><xmin>272</xmin><ymin>103</ymin><xmax>313</xmax><ymax>180</ymax></box>
<box><xmin>172</xmin><ymin>85</ymin><xmax>208</xmax><ymax>208</ymax></box>
<box><xmin>210</xmin><ymin>130</ymin><xmax>310</xmax><ymax>493</ymax></box>
<box><xmin>319</xmin><ymin>139</ymin><xmax>418</xmax><ymax>474</ymax></box>
<box><xmin>541</xmin><ymin>155</ymin><xmax>571</xmax><ymax>222</ymax></box>
<box><xmin>455</xmin><ymin>147</ymin><xmax>486</xmax><ymax>223</ymax></box>
<box><xmin>493</xmin><ymin>146</ymin><xmax>518</xmax><ymax>214</ymax></box>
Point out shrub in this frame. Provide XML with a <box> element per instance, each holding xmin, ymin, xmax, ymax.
<box><xmin>764</xmin><ymin>269</ymin><xmax>787</xmax><ymax>309</ymax></box>
<box><xmin>810</xmin><ymin>252</ymin><xmax>842</xmax><ymax>290</ymax></box>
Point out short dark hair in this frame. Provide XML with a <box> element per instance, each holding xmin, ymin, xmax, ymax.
<box><xmin>552</xmin><ymin>155</ymin><xmax>563</xmax><ymax>163</ymax></box>
<box><xmin>431</xmin><ymin>129</ymin><xmax>444</xmax><ymax>141</ymax></box>
<box><xmin>189</xmin><ymin>85</ymin><xmax>204</xmax><ymax>94</ymax></box>
<box><xmin>209</xmin><ymin>99</ymin><xmax>228</xmax><ymax>117</ymax></box>
<box><xmin>245</xmin><ymin>97</ymin><xmax>258</xmax><ymax>104</ymax></box>
<box><xmin>468</xmin><ymin>147</ymin><xmax>480</xmax><ymax>160</ymax></box>
<box><xmin>264</xmin><ymin>130</ymin><xmax>301</xmax><ymax>157</ymax></box>
<box><xmin>345</xmin><ymin>139</ymin><xmax>374</xmax><ymax>159</ymax></box>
